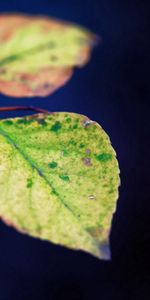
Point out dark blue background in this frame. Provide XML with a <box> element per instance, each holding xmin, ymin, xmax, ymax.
<box><xmin>0</xmin><ymin>1</ymin><xmax>149</xmax><ymax>299</ymax></box>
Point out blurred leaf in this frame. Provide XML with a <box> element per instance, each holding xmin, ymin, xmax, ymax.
<box><xmin>0</xmin><ymin>112</ymin><xmax>119</xmax><ymax>259</ymax></box>
<box><xmin>0</xmin><ymin>14</ymin><xmax>97</xmax><ymax>97</ymax></box>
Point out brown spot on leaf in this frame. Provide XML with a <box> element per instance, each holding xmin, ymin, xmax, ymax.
<box><xmin>82</xmin><ymin>157</ymin><xmax>92</xmax><ymax>166</ymax></box>
<box><xmin>0</xmin><ymin>68</ymin><xmax>6</xmax><ymax>74</ymax></box>
<box><xmin>87</xmin><ymin>227</ymin><xmax>104</xmax><ymax>238</ymax></box>
<box><xmin>50</xmin><ymin>55</ymin><xmax>58</xmax><ymax>62</ymax></box>
<box><xmin>86</xmin><ymin>148</ymin><xmax>91</xmax><ymax>154</ymax></box>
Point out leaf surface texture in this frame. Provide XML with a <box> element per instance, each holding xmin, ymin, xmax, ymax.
<box><xmin>0</xmin><ymin>112</ymin><xmax>119</xmax><ymax>259</ymax></box>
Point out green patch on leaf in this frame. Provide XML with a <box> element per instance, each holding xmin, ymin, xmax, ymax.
<box><xmin>59</xmin><ymin>174</ymin><xmax>70</xmax><ymax>181</ymax></box>
<box><xmin>48</xmin><ymin>161</ymin><xmax>58</xmax><ymax>169</ymax></box>
<box><xmin>3</xmin><ymin>120</ymin><xmax>13</xmax><ymax>125</ymax></box>
<box><xmin>50</xmin><ymin>121</ymin><xmax>61</xmax><ymax>132</ymax></box>
<box><xmin>27</xmin><ymin>178</ymin><xmax>33</xmax><ymax>188</ymax></box>
<box><xmin>66</xmin><ymin>117</ymin><xmax>71</xmax><ymax>123</ymax></box>
<box><xmin>79</xmin><ymin>143</ymin><xmax>85</xmax><ymax>148</ymax></box>
<box><xmin>96</xmin><ymin>153</ymin><xmax>113</xmax><ymax>162</ymax></box>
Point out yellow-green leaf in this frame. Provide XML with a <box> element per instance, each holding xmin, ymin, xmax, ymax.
<box><xmin>0</xmin><ymin>112</ymin><xmax>120</xmax><ymax>259</ymax></box>
<box><xmin>0</xmin><ymin>14</ymin><xmax>97</xmax><ymax>97</ymax></box>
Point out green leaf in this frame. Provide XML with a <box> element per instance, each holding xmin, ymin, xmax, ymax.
<box><xmin>0</xmin><ymin>14</ymin><xmax>97</xmax><ymax>97</ymax></box>
<box><xmin>0</xmin><ymin>112</ymin><xmax>120</xmax><ymax>259</ymax></box>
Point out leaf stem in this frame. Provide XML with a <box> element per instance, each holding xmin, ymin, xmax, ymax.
<box><xmin>0</xmin><ymin>106</ymin><xmax>51</xmax><ymax>114</ymax></box>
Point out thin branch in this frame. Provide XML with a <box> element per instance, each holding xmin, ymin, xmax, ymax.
<box><xmin>0</xmin><ymin>106</ymin><xmax>51</xmax><ymax>114</ymax></box>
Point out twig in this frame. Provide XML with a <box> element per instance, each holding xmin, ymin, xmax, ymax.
<box><xmin>0</xmin><ymin>106</ymin><xmax>51</xmax><ymax>114</ymax></box>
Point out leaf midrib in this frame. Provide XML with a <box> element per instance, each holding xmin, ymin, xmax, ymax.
<box><xmin>0</xmin><ymin>126</ymin><xmax>103</xmax><ymax>258</ymax></box>
<box><xmin>0</xmin><ymin>127</ymin><xmax>84</xmax><ymax>222</ymax></box>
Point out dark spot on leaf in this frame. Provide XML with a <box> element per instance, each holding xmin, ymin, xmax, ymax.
<box><xmin>50</xmin><ymin>121</ymin><xmax>61</xmax><ymax>132</ymax></box>
<box><xmin>72</xmin><ymin>123</ymin><xmax>78</xmax><ymax>129</ymax></box>
<box><xmin>79</xmin><ymin>143</ymin><xmax>85</xmax><ymax>148</ymax></box>
<box><xmin>36</xmin><ymin>119</ymin><xmax>47</xmax><ymax>126</ymax></box>
<box><xmin>43</xmin><ymin>83</ymin><xmax>52</xmax><ymax>89</ymax></box>
<box><xmin>69</xmin><ymin>139</ymin><xmax>77</xmax><ymax>146</ymax></box>
<box><xmin>3</xmin><ymin>120</ymin><xmax>13</xmax><ymax>125</ymax></box>
<box><xmin>96</xmin><ymin>153</ymin><xmax>112</xmax><ymax>162</ymax></box>
<box><xmin>27</xmin><ymin>178</ymin><xmax>33</xmax><ymax>188</ymax></box>
<box><xmin>59</xmin><ymin>174</ymin><xmax>70</xmax><ymax>181</ymax></box>
<box><xmin>82</xmin><ymin>157</ymin><xmax>92</xmax><ymax>166</ymax></box>
<box><xmin>48</xmin><ymin>161</ymin><xmax>58</xmax><ymax>168</ymax></box>
<box><xmin>37</xmin><ymin>169</ymin><xmax>43</xmax><ymax>177</ymax></box>
<box><xmin>66</xmin><ymin>117</ymin><xmax>71</xmax><ymax>123</ymax></box>
<box><xmin>86</xmin><ymin>149</ymin><xmax>91</xmax><ymax>154</ymax></box>
<box><xmin>50</xmin><ymin>55</ymin><xmax>58</xmax><ymax>61</ymax></box>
